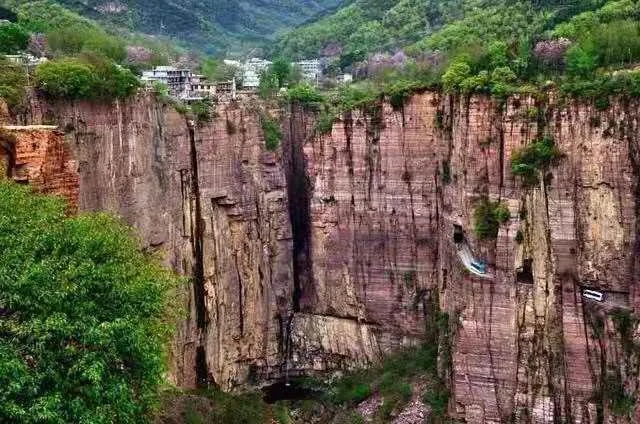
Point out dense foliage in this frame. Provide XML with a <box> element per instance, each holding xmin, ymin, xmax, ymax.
<box><xmin>277</xmin><ymin>0</ymin><xmax>640</xmax><ymax>104</ymax></box>
<box><xmin>0</xmin><ymin>1</ymin><xmax>180</xmax><ymax>66</ymax></box>
<box><xmin>510</xmin><ymin>136</ymin><xmax>562</xmax><ymax>186</ymax></box>
<box><xmin>0</xmin><ymin>182</ymin><xmax>179</xmax><ymax>423</ymax></box>
<box><xmin>258</xmin><ymin>58</ymin><xmax>302</xmax><ymax>99</ymax></box>
<box><xmin>35</xmin><ymin>56</ymin><xmax>140</xmax><ymax>101</ymax></box>
<box><xmin>473</xmin><ymin>198</ymin><xmax>510</xmax><ymax>240</ymax></box>
<box><xmin>0</xmin><ymin>58</ymin><xmax>27</xmax><ymax>107</ymax></box>
<box><xmin>261</xmin><ymin>115</ymin><xmax>282</xmax><ymax>151</ymax></box>
<box><xmin>0</xmin><ymin>21</ymin><xmax>29</xmax><ymax>54</ymax></box>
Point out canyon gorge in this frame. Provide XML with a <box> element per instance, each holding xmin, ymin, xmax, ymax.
<box><xmin>1</xmin><ymin>91</ymin><xmax>639</xmax><ymax>424</ymax></box>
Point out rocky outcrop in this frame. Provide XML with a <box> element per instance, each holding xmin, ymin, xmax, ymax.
<box><xmin>10</xmin><ymin>90</ymin><xmax>640</xmax><ymax>422</ymax></box>
<box><xmin>0</xmin><ymin>126</ymin><xmax>78</xmax><ymax>209</ymax></box>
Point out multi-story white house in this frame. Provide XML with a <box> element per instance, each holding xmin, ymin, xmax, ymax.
<box><xmin>294</xmin><ymin>59</ymin><xmax>321</xmax><ymax>85</ymax></box>
<box><xmin>141</xmin><ymin>66</ymin><xmax>236</xmax><ymax>100</ymax></box>
<box><xmin>242</xmin><ymin>58</ymin><xmax>272</xmax><ymax>89</ymax></box>
<box><xmin>4</xmin><ymin>54</ymin><xmax>47</xmax><ymax>69</ymax></box>
<box><xmin>141</xmin><ymin>66</ymin><xmax>192</xmax><ymax>97</ymax></box>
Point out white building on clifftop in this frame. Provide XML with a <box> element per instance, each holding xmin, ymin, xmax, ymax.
<box><xmin>242</xmin><ymin>58</ymin><xmax>272</xmax><ymax>89</ymax></box>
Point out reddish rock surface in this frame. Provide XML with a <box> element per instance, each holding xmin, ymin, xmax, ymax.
<box><xmin>0</xmin><ymin>127</ymin><xmax>78</xmax><ymax>209</ymax></box>
<box><xmin>294</xmin><ymin>93</ymin><xmax>639</xmax><ymax>423</ymax></box>
<box><xmin>12</xmin><ymin>91</ymin><xmax>639</xmax><ymax>422</ymax></box>
<box><xmin>27</xmin><ymin>95</ymin><xmax>294</xmax><ymax>390</ymax></box>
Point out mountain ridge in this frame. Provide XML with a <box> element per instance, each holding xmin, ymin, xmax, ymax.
<box><xmin>37</xmin><ymin>0</ymin><xmax>347</xmax><ymax>54</ymax></box>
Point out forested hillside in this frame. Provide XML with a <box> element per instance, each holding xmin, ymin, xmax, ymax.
<box><xmin>37</xmin><ymin>0</ymin><xmax>345</xmax><ymax>54</ymax></box>
<box><xmin>271</xmin><ymin>0</ymin><xmax>640</xmax><ymax>117</ymax></box>
<box><xmin>275</xmin><ymin>0</ymin><xmax>634</xmax><ymax>64</ymax></box>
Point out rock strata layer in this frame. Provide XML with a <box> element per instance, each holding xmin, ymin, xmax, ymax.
<box><xmin>10</xmin><ymin>92</ymin><xmax>640</xmax><ymax>422</ymax></box>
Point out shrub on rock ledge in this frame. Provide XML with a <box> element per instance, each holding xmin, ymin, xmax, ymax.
<box><xmin>473</xmin><ymin>198</ymin><xmax>510</xmax><ymax>239</ymax></box>
<box><xmin>510</xmin><ymin>136</ymin><xmax>562</xmax><ymax>186</ymax></box>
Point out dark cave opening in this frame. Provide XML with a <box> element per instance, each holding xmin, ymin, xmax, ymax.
<box><xmin>516</xmin><ymin>259</ymin><xmax>533</xmax><ymax>283</ymax></box>
<box><xmin>453</xmin><ymin>224</ymin><xmax>464</xmax><ymax>243</ymax></box>
<box><xmin>261</xmin><ymin>379</ymin><xmax>324</xmax><ymax>404</ymax></box>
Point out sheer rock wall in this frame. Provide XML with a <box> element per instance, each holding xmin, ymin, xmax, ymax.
<box><xmin>8</xmin><ymin>91</ymin><xmax>639</xmax><ymax>422</ymax></box>
<box><xmin>293</xmin><ymin>93</ymin><xmax>640</xmax><ymax>423</ymax></box>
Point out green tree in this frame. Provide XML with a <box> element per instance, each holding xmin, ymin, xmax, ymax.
<box><xmin>0</xmin><ymin>182</ymin><xmax>180</xmax><ymax>423</ymax></box>
<box><xmin>35</xmin><ymin>57</ymin><xmax>140</xmax><ymax>101</ymax></box>
<box><xmin>287</xmin><ymin>83</ymin><xmax>324</xmax><ymax>106</ymax></box>
<box><xmin>565</xmin><ymin>43</ymin><xmax>597</xmax><ymax>77</ymax></box>
<box><xmin>0</xmin><ymin>58</ymin><xmax>27</xmax><ymax>108</ymax></box>
<box><xmin>258</xmin><ymin>69</ymin><xmax>279</xmax><ymax>99</ymax></box>
<box><xmin>82</xmin><ymin>54</ymin><xmax>140</xmax><ymax>99</ymax></box>
<box><xmin>441</xmin><ymin>60</ymin><xmax>471</xmax><ymax>92</ymax></box>
<box><xmin>271</xmin><ymin>57</ymin><xmax>294</xmax><ymax>87</ymax></box>
<box><xmin>510</xmin><ymin>136</ymin><xmax>562</xmax><ymax>186</ymax></box>
<box><xmin>200</xmin><ymin>58</ymin><xmax>238</xmax><ymax>82</ymax></box>
<box><xmin>82</xmin><ymin>30</ymin><xmax>127</xmax><ymax>63</ymax></box>
<box><xmin>473</xmin><ymin>198</ymin><xmax>510</xmax><ymax>239</ymax></box>
<box><xmin>0</xmin><ymin>22</ymin><xmax>29</xmax><ymax>54</ymax></box>
<box><xmin>35</xmin><ymin>58</ymin><xmax>96</xmax><ymax>99</ymax></box>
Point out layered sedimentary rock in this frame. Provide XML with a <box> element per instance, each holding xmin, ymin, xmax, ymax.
<box><xmin>24</xmin><ymin>95</ymin><xmax>294</xmax><ymax>390</ymax></box>
<box><xmin>10</xmin><ymin>90</ymin><xmax>639</xmax><ymax>422</ymax></box>
<box><xmin>296</xmin><ymin>93</ymin><xmax>639</xmax><ymax>423</ymax></box>
<box><xmin>0</xmin><ymin>126</ymin><xmax>78</xmax><ymax>209</ymax></box>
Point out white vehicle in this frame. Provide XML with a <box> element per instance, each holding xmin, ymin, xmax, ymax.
<box><xmin>582</xmin><ymin>289</ymin><xmax>604</xmax><ymax>302</ymax></box>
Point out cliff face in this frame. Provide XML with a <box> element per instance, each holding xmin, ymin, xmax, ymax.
<box><xmin>294</xmin><ymin>93</ymin><xmax>640</xmax><ymax>423</ymax></box>
<box><xmin>17</xmin><ymin>95</ymin><xmax>295</xmax><ymax>390</ymax></box>
<box><xmin>7</xmin><ymin>91</ymin><xmax>640</xmax><ymax>422</ymax></box>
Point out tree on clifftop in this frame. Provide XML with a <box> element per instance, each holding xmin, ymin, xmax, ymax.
<box><xmin>0</xmin><ymin>182</ymin><xmax>180</xmax><ymax>423</ymax></box>
<box><xmin>0</xmin><ymin>22</ymin><xmax>29</xmax><ymax>54</ymax></box>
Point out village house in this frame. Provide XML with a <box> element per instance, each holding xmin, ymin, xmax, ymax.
<box><xmin>294</xmin><ymin>59</ymin><xmax>321</xmax><ymax>86</ymax></box>
<box><xmin>241</xmin><ymin>58</ymin><xmax>272</xmax><ymax>89</ymax></box>
<box><xmin>4</xmin><ymin>53</ymin><xmax>48</xmax><ymax>69</ymax></box>
<box><xmin>141</xmin><ymin>65</ymin><xmax>236</xmax><ymax>100</ymax></box>
<box><xmin>141</xmin><ymin>66</ymin><xmax>191</xmax><ymax>97</ymax></box>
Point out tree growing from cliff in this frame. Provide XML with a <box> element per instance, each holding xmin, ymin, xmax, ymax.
<box><xmin>0</xmin><ymin>182</ymin><xmax>180</xmax><ymax>423</ymax></box>
<box><xmin>510</xmin><ymin>136</ymin><xmax>562</xmax><ymax>186</ymax></box>
<box><xmin>473</xmin><ymin>198</ymin><xmax>510</xmax><ymax>239</ymax></box>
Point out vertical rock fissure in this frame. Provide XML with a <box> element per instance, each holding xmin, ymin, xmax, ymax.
<box><xmin>234</xmin><ymin>255</ymin><xmax>245</xmax><ymax>337</ymax></box>
<box><xmin>187</xmin><ymin>121</ymin><xmax>209</xmax><ymax>386</ymax></box>
<box><xmin>286</xmin><ymin>105</ymin><xmax>313</xmax><ymax>313</ymax></box>
<box><xmin>627</xmin><ymin>108</ymin><xmax>640</xmax><ymax>307</ymax></box>
<box><xmin>0</xmin><ymin>138</ymin><xmax>15</xmax><ymax>179</ymax></box>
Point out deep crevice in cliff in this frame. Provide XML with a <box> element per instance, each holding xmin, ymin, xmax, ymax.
<box><xmin>285</xmin><ymin>105</ymin><xmax>313</xmax><ymax>313</ymax></box>
<box><xmin>187</xmin><ymin>121</ymin><xmax>210</xmax><ymax>387</ymax></box>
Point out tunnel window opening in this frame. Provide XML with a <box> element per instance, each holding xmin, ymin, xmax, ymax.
<box><xmin>453</xmin><ymin>224</ymin><xmax>464</xmax><ymax>243</ymax></box>
<box><xmin>516</xmin><ymin>259</ymin><xmax>533</xmax><ymax>283</ymax></box>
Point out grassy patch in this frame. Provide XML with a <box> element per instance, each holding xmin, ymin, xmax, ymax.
<box><xmin>611</xmin><ymin>310</ymin><xmax>638</xmax><ymax>355</ymax></box>
<box><xmin>441</xmin><ymin>159</ymin><xmax>451</xmax><ymax>184</ymax></box>
<box><xmin>316</xmin><ymin>109</ymin><xmax>336</xmax><ymax>135</ymax></box>
<box><xmin>287</xmin><ymin>83</ymin><xmax>325</xmax><ymax>110</ymax></box>
<box><xmin>423</xmin><ymin>381</ymin><xmax>450</xmax><ymax>418</ymax></box>
<box><xmin>190</xmin><ymin>99</ymin><xmax>215</xmax><ymax>123</ymax></box>
<box><xmin>604</xmin><ymin>370</ymin><xmax>635</xmax><ymax>417</ymax></box>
